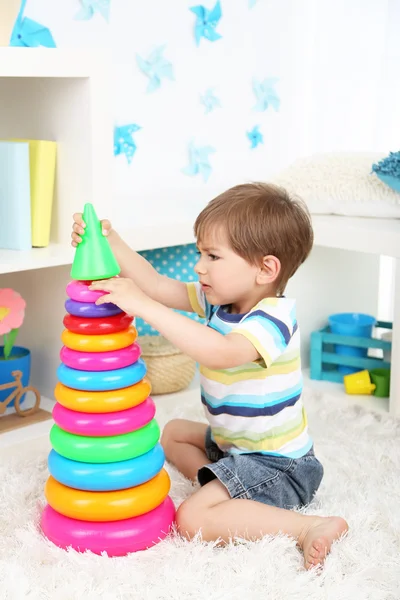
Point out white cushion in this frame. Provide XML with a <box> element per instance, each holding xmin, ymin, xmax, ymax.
<box><xmin>271</xmin><ymin>153</ymin><xmax>400</xmax><ymax>218</ymax></box>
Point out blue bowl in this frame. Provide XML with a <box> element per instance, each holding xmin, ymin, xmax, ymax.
<box><xmin>328</xmin><ymin>313</ymin><xmax>376</xmax><ymax>374</ymax></box>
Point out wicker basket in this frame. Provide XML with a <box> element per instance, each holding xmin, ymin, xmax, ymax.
<box><xmin>138</xmin><ymin>335</ymin><xmax>196</xmax><ymax>395</ymax></box>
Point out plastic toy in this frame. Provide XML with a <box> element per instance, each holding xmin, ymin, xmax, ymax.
<box><xmin>328</xmin><ymin>313</ymin><xmax>376</xmax><ymax>375</ymax></box>
<box><xmin>54</xmin><ymin>379</ymin><xmax>151</xmax><ymax>412</ymax></box>
<box><xmin>343</xmin><ymin>370</ymin><xmax>376</xmax><ymax>395</ymax></box>
<box><xmin>40</xmin><ymin>202</ymin><xmax>175</xmax><ymax>555</ymax></box>
<box><xmin>41</xmin><ymin>499</ymin><xmax>176</xmax><ymax>556</ymax></box>
<box><xmin>61</xmin><ymin>326</ymin><xmax>137</xmax><ymax>351</ymax></box>
<box><xmin>310</xmin><ymin>318</ymin><xmax>392</xmax><ymax>385</ymax></box>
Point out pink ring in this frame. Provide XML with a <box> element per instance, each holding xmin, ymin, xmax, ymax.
<box><xmin>66</xmin><ymin>280</ymin><xmax>105</xmax><ymax>303</ymax></box>
<box><xmin>60</xmin><ymin>343</ymin><xmax>141</xmax><ymax>371</ymax></box>
<box><xmin>41</xmin><ymin>497</ymin><xmax>175</xmax><ymax>556</ymax></box>
<box><xmin>52</xmin><ymin>397</ymin><xmax>155</xmax><ymax>436</ymax></box>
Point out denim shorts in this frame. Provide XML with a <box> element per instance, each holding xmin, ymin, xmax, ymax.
<box><xmin>198</xmin><ymin>427</ymin><xmax>324</xmax><ymax>509</ymax></box>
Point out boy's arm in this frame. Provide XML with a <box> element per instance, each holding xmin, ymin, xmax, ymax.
<box><xmin>108</xmin><ymin>230</ymin><xmax>192</xmax><ymax>312</ymax></box>
<box><xmin>139</xmin><ymin>300</ymin><xmax>259</xmax><ymax>370</ymax></box>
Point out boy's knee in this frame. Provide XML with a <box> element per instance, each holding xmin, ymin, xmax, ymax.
<box><xmin>176</xmin><ymin>497</ymin><xmax>203</xmax><ymax>539</ymax></box>
<box><xmin>160</xmin><ymin>419</ymin><xmax>185</xmax><ymax>454</ymax></box>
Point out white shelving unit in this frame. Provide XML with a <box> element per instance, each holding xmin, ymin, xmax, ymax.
<box><xmin>0</xmin><ymin>48</ymin><xmax>112</xmax><ymax>246</ymax></box>
<box><xmin>310</xmin><ymin>215</ymin><xmax>400</xmax><ymax>418</ymax></box>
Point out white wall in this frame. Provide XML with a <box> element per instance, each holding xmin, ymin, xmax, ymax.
<box><xmin>2</xmin><ymin>0</ymin><xmax>398</xmax><ymax>394</ymax></box>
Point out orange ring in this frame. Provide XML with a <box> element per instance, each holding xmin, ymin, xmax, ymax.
<box><xmin>61</xmin><ymin>326</ymin><xmax>137</xmax><ymax>352</ymax></box>
<box><xmin>45</xmin><ymin>470</ymin><xmax>170</xmax><ymax>521</ymax></box>
<box><xmin>54</xmin><ymin>379</ymin><xmax>151</xmax><ymax>413</ymax></box>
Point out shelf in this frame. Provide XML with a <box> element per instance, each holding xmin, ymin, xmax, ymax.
<box><xmin>0</xmin><ymin>244</ymin><xmax>73</xmax><ymax>275</ymax></box>
<box><xmin>312</xmin><ymin>215</ymin><xmax>400</xmax><ymax>258</ymax></box>
<box><xmin>0</xmin><ymin>48</ymin><xmax>107</xmax><ymax>78</ymax></box>
<box><xmin>0</xmin><ymin>222</ymin><xmax>195</xmax><ymax>276</ymax></box>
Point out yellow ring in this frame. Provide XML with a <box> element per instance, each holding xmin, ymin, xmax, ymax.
<box><xmin>61</xmin><ymin>326</ymin><xmax>137</xmax><ymax>352</ymax></box>
<box><xmin>54</xmin><ymin>379</ymin><xmax>152</xmax><ymax>413</ymax></box>
<box><xmin>45</xmin><ymin>470</ymin><xmax>170</xmax><ymax>521</ymax></box>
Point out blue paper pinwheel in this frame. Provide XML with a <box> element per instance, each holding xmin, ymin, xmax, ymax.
<box><xmin>190</xmin><ymin>1</ymin><xmax>222</xmax><ymax>46</ymax></box>
<box><xmin>247</xmin><ymin>126</ymin><xmax>263</xmax><ymax>149</ymax></box>
<box><xmin>182</xmin><ymin>141</ymin><xmax>216</xmax><ymax>182</ymax></box>
<box><xmin>75</xmin><ymin>0</ymin><xmax>110</xmax><ymax>22</ymax></box>
<box><xmin>136</xmin><ymin>46</ymin><xmax>174</xmax><ymax>93</ymax></box>
<box><xmin>200</xmin><ymin>89</ymin><xmax>221</xmax><ymax>114</ymax></box>
<box><xmin>253</xmin><ymin>77</ymin><xmax>280</xmax><ymax>112</ymax></box>
<box><xmin>113</xmin><ymin>124</ymin><xmax>141</xmax><ymax>165</ymax></box>
<box><xmin>10</xmin><ymin>0</ymin><xmax>56</xmax><ymax>47</ymax></box>
<box><xmin>249</xmin><ymin>0</ymin><xmax>258</xmax><ymax>7</ymax></box>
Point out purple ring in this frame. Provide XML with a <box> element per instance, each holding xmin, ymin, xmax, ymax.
<box><xmin>65</xmin><ymin>299</ymin><xmax>122</xmax><ymax>318</ymax></box>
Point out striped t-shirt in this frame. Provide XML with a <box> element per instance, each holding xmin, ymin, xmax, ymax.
<box><xmin>187</xmin><ymin>282</ymin><xmax>312</xmax><ymax>459</ymax></box>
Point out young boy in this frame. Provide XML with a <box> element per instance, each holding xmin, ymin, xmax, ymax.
<box><xmin>72</xmin><ymin>183</ymin><xmax>348</xmax><ymax>569</ymax></box>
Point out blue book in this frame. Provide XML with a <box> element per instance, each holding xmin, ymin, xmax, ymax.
<box><xmin>0</xmin><ymin>142</ymin><xmax>31</xmax><ymax>251</ymax></box>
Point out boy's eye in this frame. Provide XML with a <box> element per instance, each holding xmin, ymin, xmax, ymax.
<box><xmin>209</xmin><ymin>254</ymin><xmax>219</xmax><ymax>261</ymax></box>
<box><xmin>195</xmin><ymin>249</ymin><xmax>201</xmax><ymax>256</ymax></box>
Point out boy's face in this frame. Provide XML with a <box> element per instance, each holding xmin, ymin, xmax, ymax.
<box><xmin>194</xmin><ymin>226</ymin><xmax>261</xmax><ymax>312</ymax></box>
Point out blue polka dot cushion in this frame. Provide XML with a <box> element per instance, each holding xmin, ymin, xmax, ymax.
<box><xmin>136</xmin><ymin>243</ymin><xmax>204</xmax><ymax>335</ymax></box>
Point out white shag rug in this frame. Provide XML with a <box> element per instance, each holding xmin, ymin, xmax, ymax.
<box><xmin>1</xmin><ymin>388</ymin><xmax>400</xmax><ymax>600</ymax></box>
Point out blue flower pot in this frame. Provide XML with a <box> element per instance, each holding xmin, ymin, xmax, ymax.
<box><xmin>328</xmin><ymin>313</ymin><xmax>376</xmax><ymax>375</ymax></box>
<box><xmin>0</xmin><ymin>346</ymin><xmax>31</xmax><ymax>407</ymax></box>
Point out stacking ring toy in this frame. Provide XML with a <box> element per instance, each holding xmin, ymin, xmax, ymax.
<box><xmin>61</xmin><ymin>326</ymin><xmax>137</xmax><ymax>352</ymax></box>
<box><xmin>63</xmin><ymin>313</ymin><xmax>133</xmax><ymax>335</ymax></box>
<box><xmin>52</xmin><ymin>396</ymin><xmax>155</xmax><ymax>436</ymax></box>
<box><xmin>45</xmin><ymin>469</ymin><xmax>170</xmax><ymax>521</ymax></box>
<box><xmin>54</xmin><ymin>379</ymin><xmax>151</xmax><ymax>413</ymax></box>
<box><xmin>65</xmin><ymin>298</ymin><xmax>122</xmax><ymax>318</ymax></box>
<box><xmin>50</xmin><ymin>419</ymin><xmax>160</xmax><ymax>463</ymax></box>
<box><xmin>57</xmin><ymin>360</ymin><xmax>146</xmax><ymax>391</ymax></box>
<box><xmin>47</xmin><ymin>443</ymin><xmax>165</xmax><ymax>491</ymax></box>
<box><xmin>66</xmin><ymin>280</ymin><xmax>106</xmax><ymax>303</ymax></box>
<box><xmin>41</xmin><ymin>497</ymin><xmax>175</xmax><ymax>556</ymax></box>
<box><xmin>60</xmin><ymin>343</ymin><xmax>141</xmax><ymax>371</ymax></box>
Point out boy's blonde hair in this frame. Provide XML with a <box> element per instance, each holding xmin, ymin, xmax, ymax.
<box><xmin>194</xmin><ymin>182</ymin><xmax>313</xmax><ymax>294</ymax></box>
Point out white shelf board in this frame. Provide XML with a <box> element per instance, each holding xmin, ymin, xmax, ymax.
<box><xmin>0</xmin><ymin>47</ymin><xmax>105</xmax><ymax>78</ymax></box>
<box><xmin>303</xmin><ymin>369</ymin><xmax>389</xmax><ymax>415</ymax></box>
<box><xmin>0</xmin><ymin>244</ymin><xmax>74</xmax><ymax>275</ymax></box>
<box><xmin>0</xmin><ymin>222</ymin><xmax>195</xmax><ymax>276</ymax></box>
<box><xmin>312</xmin><ymin>215</ymin><xmax>400</xmax><ymax>258</ymax></box>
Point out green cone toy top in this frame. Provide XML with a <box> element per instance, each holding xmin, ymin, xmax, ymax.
<box><xmin>70</xmin><ymin>203</ymin><xmax>120</xmax><ymax>281</ymax></box>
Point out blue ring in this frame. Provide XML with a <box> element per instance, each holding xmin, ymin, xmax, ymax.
<box><xmin>57</xmin><ymin>360</ymin><xmax>147</xmax><ymax>391</ymax></box>
<box><xmin>47</xmin><ymin>444</ymin><xmax>165</xmax><ymax>491</ymax></box>
<box><xmin>65</xmin><ymin>299</ymin><xmax>122</xmax><ymax>318</ymax></box>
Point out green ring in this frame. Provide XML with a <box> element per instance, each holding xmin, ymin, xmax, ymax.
<box><xmin>50</xmin><ymin>420</ymin><xmax>160</xmax><ymax>464</ymax></box>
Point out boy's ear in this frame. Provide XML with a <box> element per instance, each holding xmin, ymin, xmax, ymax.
<box><xmin>257</xmin><ymin>255</ymin><xmax>281</xmax><ymax>285</ymax></box>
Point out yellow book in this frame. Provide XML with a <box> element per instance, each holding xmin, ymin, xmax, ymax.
<box><xmin>11</xmin><ymin>140</ymin><xmax>57</xmax><ymax>247</ymax></box>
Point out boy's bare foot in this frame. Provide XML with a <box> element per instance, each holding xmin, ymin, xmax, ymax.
<box><xmin>299</xmin><ymin>516</ymin><xmax>349</xmax><ymax>570</ymax></box>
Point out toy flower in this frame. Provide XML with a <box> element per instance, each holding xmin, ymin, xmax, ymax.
<box><xmin>0</xmin><ymin>288</ymin><xmax>26</xmax><ymax>359</ymax></box>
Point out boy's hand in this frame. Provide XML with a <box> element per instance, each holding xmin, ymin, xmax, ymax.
<box><xmin>71</xmin><ymin>213</ymin><xmax>112</xmax><ymax>247</ymax></box>
<box><xmin>89</xmin><ymin>277</ymin><xmax>148</xmax><ymax>317</ymax></box>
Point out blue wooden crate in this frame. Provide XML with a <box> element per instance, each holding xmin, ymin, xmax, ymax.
<box><xmin>310</xmin><ymin>320</ymin><xmax>392</xmax><ymax>383</ymax></box>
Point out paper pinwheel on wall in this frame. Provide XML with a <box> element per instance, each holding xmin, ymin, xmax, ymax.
<box><xmin>252</xmin><ymin>77</ymin><xmax>280</xmax><ymax>112</ymax></box>
<box><xmin>113</xmin><ymin>124</ymin><xmax>141</xmax><ymax>165</ymax></box>
<box><xmin>200</xmin><ymin>89</ymin><xmax>221</xmax><ymax>114</ymax></box>
<box><xmin>136</xmin><ymin>46</ymin><xmax>174</xmax><ymax>93</ymax></box>
<box><xmin>10</xmin><ymin>0</ymin><xmax>56</xmax><ymax>47</ymax></box>
<box><xmin>249</xmin><ymin>0</ymin><xmax>259</xmax><ymax>7</ymax></box>
<box><xmin>182</xmin><ymin>141</ymin><xmax>216</xmax><ymax>182</ymax></box>
<box><xmin>190</xmin><ymin>1</ymin><xmax>222</xmax><ymax>46</ymax></box>
<box><xmin>75</xmin><ymin>0</ymin><xmax>110</xmax><ymax>22</ymax></box>
<box><xmin>247</xmin><ymin>125</ymin><xmax>263</xmax><ymax>149</ymax></box>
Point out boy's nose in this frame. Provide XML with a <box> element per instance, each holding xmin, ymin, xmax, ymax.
<box><xmin>194</xmin><ymin>259</ymin><xmax>206</xmax><ymax>275</ymax></box>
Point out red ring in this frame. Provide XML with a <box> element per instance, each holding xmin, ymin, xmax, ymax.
<box><xmin>63</xmin><ymin>313</ymin><xmax>134</xmax><ymax>335</ymax></box>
